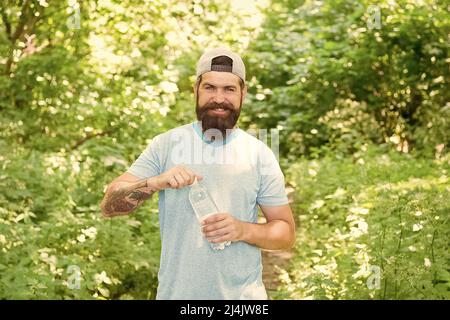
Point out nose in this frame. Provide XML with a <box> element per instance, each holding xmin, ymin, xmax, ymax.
<box><xmin>212</xmin><ymin>90</ymin><xmax>225</xmax><ymax>104</ymax></box>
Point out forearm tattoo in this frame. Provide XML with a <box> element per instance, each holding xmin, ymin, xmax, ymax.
<box><xmin>102</xmin><ymin>179</ymin><xmax>155</xmax><ymax>217</ymax></box>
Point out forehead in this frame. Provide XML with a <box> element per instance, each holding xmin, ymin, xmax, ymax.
<box><xmin>201</xmin><ymin>71</ymin><xmax>241</xmax><ymax>87</ymax></box>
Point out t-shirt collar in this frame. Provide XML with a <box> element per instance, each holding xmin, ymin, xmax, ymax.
<box><xmin>193</xmin><ymin>121</ymin><xmax>239</xmax><ymax>146</ymax></box>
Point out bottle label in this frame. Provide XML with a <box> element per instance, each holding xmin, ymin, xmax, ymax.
<box><xmin>192</xmin><ymin>199</ymin><xmax>217</xmax><ymax>220</ymax></box>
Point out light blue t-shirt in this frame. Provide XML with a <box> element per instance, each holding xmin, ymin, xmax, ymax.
<box><xmin>127</xmin><ymin>121</ymin><xmax>289</xmax><ymax>300</ymax></box>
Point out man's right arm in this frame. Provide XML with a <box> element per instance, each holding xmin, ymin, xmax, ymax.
<box><xmin>100</xmin><ymin>166</ymin><xmax>202</xmax><ymax>218</ymax></box>
<box><xmin>100</xmin><ymin>173</ymin><xmax>157</xmax><ymax>218</ymax></box>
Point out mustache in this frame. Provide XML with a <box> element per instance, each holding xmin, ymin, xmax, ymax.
<box><xmin>202</xmin><ymin>102</ymin><xmax>234</xmax><ymax>111</ymax></box>
<box><xmin>195</xmin><ymin>99</ymin><xmax>241</xmax><ymax>137</ymax></box>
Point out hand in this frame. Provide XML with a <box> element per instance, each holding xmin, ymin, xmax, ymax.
<box><xmin>150</xmin><ymin>165</ymin><xmax>203</xmax><ymax>191</ymax></box>
<box><xmin>201</xmin><ymin>213</ymin><xmax>244</xmax><ymax>244</ymax></box>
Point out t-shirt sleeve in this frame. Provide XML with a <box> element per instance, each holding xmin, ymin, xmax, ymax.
<box><xmin>256</xmin><ymin>143</ymin><xmax>289</xmax><ymax>206</ymax></box>
<box><xmin>126</xmin><ymin>135</ymin><xmax>163</xmax><ymax>179</ymax></box>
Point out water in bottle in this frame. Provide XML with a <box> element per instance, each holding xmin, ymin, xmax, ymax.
<box><xmin>188</xmin><ymin>178</ymin><xmax>231</xmax><ymax>251</ymax></box>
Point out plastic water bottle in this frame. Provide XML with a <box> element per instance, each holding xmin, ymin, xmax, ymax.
<box><xmin>189</xmin><ymin>178</ymin><xmax>231</xmax><ymax>251</ymax></box>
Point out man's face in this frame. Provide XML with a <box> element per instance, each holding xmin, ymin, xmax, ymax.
<box><xmin>195</xmin><ymin>71</ymin><xmax>247</xmax><ymax>137</ymax></box>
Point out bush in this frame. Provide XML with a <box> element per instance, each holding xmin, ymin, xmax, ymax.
<box><xmin>0</xmin><ymin>146</ymin><xmax>161</xmax><ymax>299</ymax></box>
<box><xmin>277</xmin><ymin>145</ymin><xmax>449</xmax><ymax>299</ymax></box>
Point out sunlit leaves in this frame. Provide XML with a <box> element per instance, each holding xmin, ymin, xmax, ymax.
<box><xmin>281</xmin><ymin>145</ymin><xmax>450</xmax><ymax>299</ymax></box>
<box><xmin>245</xmin><ymin>0</ymin><xmax>449</xmax><ymax>158</ymax></box>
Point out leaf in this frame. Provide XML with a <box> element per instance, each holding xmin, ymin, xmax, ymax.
<box><xmin>98</xmin><ymin>287</ymin><xmax>110</xmax><ymax>298</ymax></box>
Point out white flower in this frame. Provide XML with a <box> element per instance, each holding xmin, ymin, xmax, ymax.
<box><xmin>313</xmin><ymin>249</ymin><xmax>323</xmax><ymax>256</ymax></box>
<box><xmin>424</xmin><ymin>258</ymin><xmax>431</xmax><ymax>267</ymax></box>
<box><xmin>98</xmin><ymin>287</ymin><xmax>110</xmax><ymax>298</ymax></box>
<box><xmin>72</xmin><ymin>162</ymin><xmax>80</xmax><ymax>174</ymax></box>
<box><xmin>408</xmin><ymin>246</ymin><xmax>417</xmax><ymax>252</ymax></box>
<box><xmin>95</xmin><ymin>271</ymin><xmax>112</xmax><ymax>285</ymax></box>
<box><xmin>352</xmin><ymin>266</ymin><xmax>370</xmax><ymax>279</ymax></box>
<box><xmin>115</xmin><ymin>21</ymin><xmax>129</xmax><ymax>33</ymax></box>
<box><xmin>279</xmin><ymin>269</ymin><xmax>292</xmax><ymax>284</ymax></box>
<box><xmin>308</xmin><ymin>168</ymin><xmax>317</xmax><ymax>176</ymax></box>
<box><xmin>389</xmin><ymin>135</ymin><xmax>400</xmax><ymax>144</ymax></box>
<box><xmin>311</xmin><ymin>257</ymin><xmax>321</xmax><ymax>264</ymax></box>
<box><xmin>310</xmin><ymin>200</ymin><xmax>325</xmax><ymax>210</ymax></box>
<box><xmin>38</xmin><ymin>0</ymin><xmax>48</xmax><ymax>7</ymax></box>
<box><xmin>349</xmin><ymin>220</ymin><xmax>368</xmax><ymax>238</ymax></box>
<box><xmin>357</xmin><ymin>221</ymin><xmax>368</xmax><ymax>234</ymax></box>
<box><xmin>159</xmin><ymin>81</ymin><xmax>178</xmax><ymax>93</ymax></box>
<box><xmin>77</xmin><ymin>234</ymin><xmax>86</xmax><ymax>243</ymax></box>
<box><xmin>414</xmin><ymin>210</ymin><xmax>423</xmax><ymax>216</ymax></box>
<box><xmin>412</xmin><ymin>224</ymin><xmax>423</xmax><ymax>232</ymax></box>
<box><xmin>255</xmin><ymin>93</ymin><xmax>265</xmax><ymax>101</ymax></box>
<box><xmin>350</xmin><ymin>207</ymin><xmax>370</xmax><ymax>215</ymax></box>
<box><xmin>313</xmin><ymin>265</ymin><xmax>330</xmax><ymax>276</ymax></box>
<box><xmin>82</xmin><ymin>227</ymin><xmax>97</xmax><ymax>240</ymax></box>
<box><xmin>325</xmin><ymin>187</ymin><xmax>347</xmax><ymax>199</ymax></box>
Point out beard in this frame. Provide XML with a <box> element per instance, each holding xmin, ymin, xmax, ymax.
<box><xmin>195</xmin><ymin>100</ymin><xmax>241</xmax><ymax>139</ymax></box>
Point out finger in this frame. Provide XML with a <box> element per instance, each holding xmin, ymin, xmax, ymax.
<box><xmin>202</xmin><ymin>213</ymin><xmax>229</xmax><ymax>226</ymax></box>
<box><xmin>173</xmin><ymin>173</ymin><xmax>185</xmax><ymax>188</ymax></box>
<box><xmin>182</xmin><ymin>168</ymin><xmax>195</xmax><ymax>185</ymax></box>
<box><xmin>202</xmin><ymin>219</ymin><xmax>230</xmax><ymax>233</ymax></box>
<box><xmin>209</xmin><ymin>233</ymin><xmax>231</xmax><ymax>243</ymax></box>
<box><xmin>185</xmin><ymin>168</ymin><xmax>203</xmax><ymax>183</ymax></box>
<box><xmin>178</xmin><ymin>170</ymin><xmax>191</xmax><ymax>186</ymax></box>
<box><xmin>204</xmin><ymin>225</ymin><xmax>232</xmax><ymax>238</ymax></box>
<box><xmin>167</xmin><ymin>176</ymin><xmax>179</xmax><ymax>189</ymax></box>
<box><xmin>202</xmin><ymin>213</ymin><xmax>228</xmax><ymax>226</ymax></box>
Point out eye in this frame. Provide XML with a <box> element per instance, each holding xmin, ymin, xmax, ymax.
<box><xmin>204</xmin><ymin>85</ymin><xmax>214</xmax><ymax>91</ymax></box>
<box><xmin>225</xmin><ymin>87</ymin><xmax>236</xmax><ymax>92</ymax></box>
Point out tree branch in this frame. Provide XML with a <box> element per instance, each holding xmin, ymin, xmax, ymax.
<box><xmin>4</xmin><ymin>0</ymin><xmax>46</xmax><ymax>75</ymax></box>
<box><xmin>0</xmin><ymin>4</ymin><xmax>12</xmax><ymax>41</ymax></box>
<box><xmin>70</xmin><ymin>129</ymin><xmax>116</xmax><ymax>150</ymax></box>
<box><xmin>10</xmin><ymin>0</ymin><xmax>30</xmax><ymax>43</ymax></box>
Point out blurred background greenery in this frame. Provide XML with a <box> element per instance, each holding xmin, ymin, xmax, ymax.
<box><xmin>0</xmin><ymin>0</ymin><xmax>448</xmax><ymax>299</ymax></box>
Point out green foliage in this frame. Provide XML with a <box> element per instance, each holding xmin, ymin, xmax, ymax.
<box><xmin>278</xmin><ymin>146</ymin><xmax>449</xmax><ymax>299</ymax></box>
<box><xmin>0</xmin><ymin>146</ymin><xmax>161</xmax><ymax>299</ymax></box>
<box><xmin>0</xmin><ymin>0</ymin><xmax>448</xmax><ymax>300</ymax></box>
<box><xmin>244</xmin><ymin>0</ymin><xmax>449</xmax><ymax>159</ymax></box>
<box><xmin>0</xmin><ymin>0</ymin><xmax>261</xmax><ymax>300</ymax></box>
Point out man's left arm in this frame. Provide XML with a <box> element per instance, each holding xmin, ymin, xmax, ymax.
<box><xmin>202</xmin><ymin>204</ymin><xmax>296</xmax><ymax>250</ymax></box>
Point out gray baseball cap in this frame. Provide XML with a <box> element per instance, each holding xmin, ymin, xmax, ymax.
<box><xmin>196</xmin><ymin>48</ymin><xmax>246</xmax><ymax>83</ymax></box>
